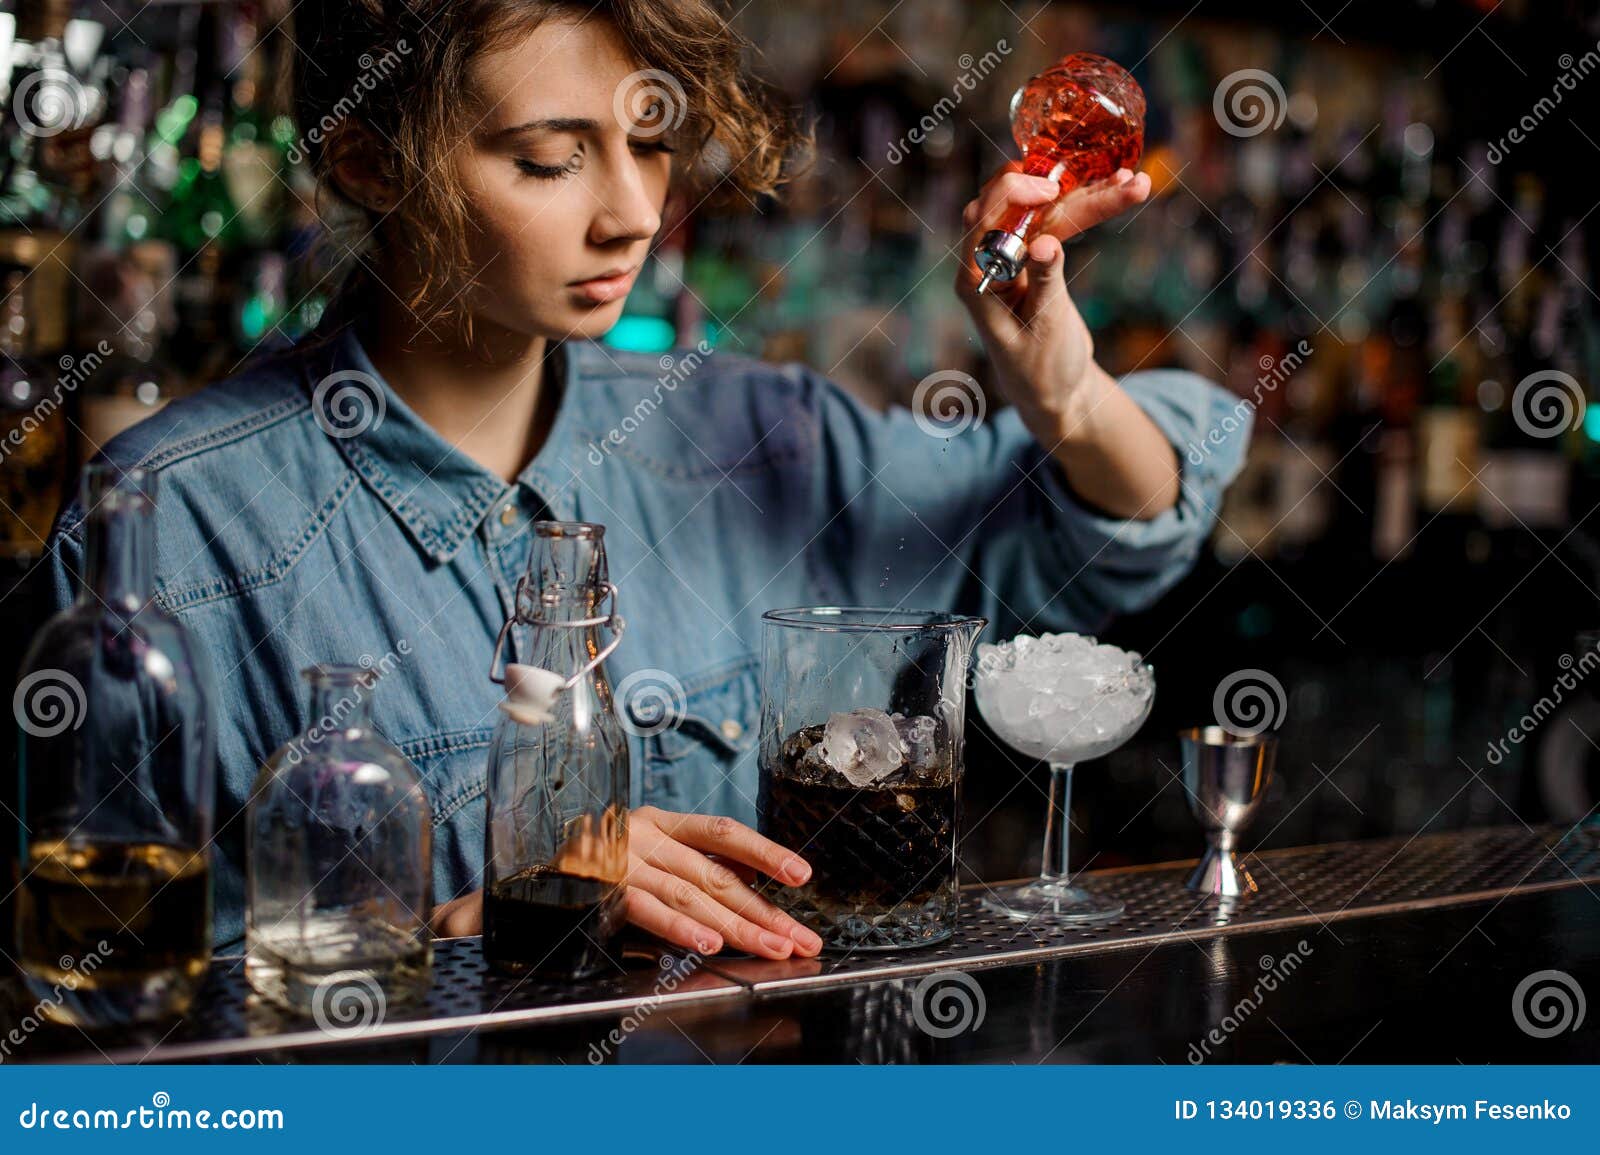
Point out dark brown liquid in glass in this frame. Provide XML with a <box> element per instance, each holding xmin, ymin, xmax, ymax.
<box><xmin>483</xmin><ymin>866</ymin><xmax>623</xmax><ymax>980</ymax></box>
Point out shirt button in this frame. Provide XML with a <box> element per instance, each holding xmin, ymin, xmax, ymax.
<box><xmin>719</xmin><ymin>718</ymin><xmax>743</xmax><ymax>741</ymax></box>
<box><xmin>499</xmin><ymin>505</ymin><xmax>517</xmax><ymax>526</ymax></box>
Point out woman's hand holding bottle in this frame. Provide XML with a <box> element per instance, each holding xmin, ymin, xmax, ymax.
<box><xmin>954</xmin><ymin>164</ymin><xmax>1180</xmax><ymax>521</ymax></box>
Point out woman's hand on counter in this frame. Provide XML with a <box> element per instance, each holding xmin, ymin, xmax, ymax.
<box><xmin>623</xmin><ymin>806</ymin><xmax>822</xmax><ymax>960</ymax></box>
<box><xmin>427</xmin><ymin>807</ymin><xmax>824</xmax><ymax>961</ymax></box>
<box><xmin>431</xmin><ymin>890</ymin><xmax>484</xmax><ymax>937</ymax></box>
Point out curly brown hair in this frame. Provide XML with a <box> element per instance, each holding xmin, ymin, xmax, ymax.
<box><xmin>291</xmin><ymin>0</ymin><xmax>809</xmax><ymax>335</ymax></box>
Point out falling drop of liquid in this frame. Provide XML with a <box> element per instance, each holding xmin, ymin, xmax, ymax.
<box><xmin>879</xmin><ymin>537</ymin><xmax>905</xmax><ymax>589</ymax></box>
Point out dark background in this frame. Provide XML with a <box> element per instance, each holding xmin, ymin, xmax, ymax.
<box><xmin>2</xmin><ymin>0</ymin><xmax>1598</xmax><ymax>908</ymax></box>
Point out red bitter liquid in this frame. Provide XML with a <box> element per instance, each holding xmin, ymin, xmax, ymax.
<box><xmin>992</xmin><ymin>74</ymin><xmax>1145</xmax><ymax>252</ymax></box>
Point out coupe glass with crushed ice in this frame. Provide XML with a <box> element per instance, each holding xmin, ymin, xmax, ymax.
<box><xmin>757</xmin><ymin>607</ymin><xmax>986</xmax><ymax>950</ymax></box>
<box><xmin>973</xmin><ymin>632</ymin><xmax>1154</xmax><ymax>924</ymax></box>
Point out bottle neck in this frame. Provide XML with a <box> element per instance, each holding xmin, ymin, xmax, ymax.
<box><xmin>526</xmin><ymin>593</ymin><xmax>606</xmax><ymax>679</ymax></box>
<box><xmin>519</xmin><ymin>523</ymin><xmax>609</xmax><ymax>677</ymax></box>
<box><xmin>16</xmin><ymin>0</ymin><xmax>72</xmax><ymax>44</ymax></box>
<box><xmin>81</xmin><ymin>498</ymin><xmax>155</xmax><ymax>609</ymax></box>
<box><xmin>304</xmin><ymin>674</ymin><xmax>374</xmax><ymax>733</ymax></box>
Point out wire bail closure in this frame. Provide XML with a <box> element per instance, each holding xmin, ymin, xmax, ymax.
<box><xmin>488</xmin><ymin>577</ymin><xmax>624</xmax><ymax>688</ymax></box>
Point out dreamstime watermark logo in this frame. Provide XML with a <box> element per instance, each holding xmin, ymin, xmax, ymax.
<box><xmin>1485</xmin><ymin>642</ymin><xmax>1600</xmax><ymax>766</ymax></box>
<box><xmin>11</xmin><ymin>69</ymin><xmax>92</xmax><ymax>138</ymax></box>
<box><xmin>0</xmin><ymin>340</ymin><xmax>115</xmax><ymax>466</ymax></box>
<box><xmin>283</xmin><ymin>40</ymin><xmax>412</xmax><ymax>166</ymax></box>
<box><xmin>885</xmin><ymin>39</ymin><xmax>1012</xmax><ymax>165</ymax></box>
<box><xmin>1487</xmin><ymin>41</ymin><xmax>1600</xmax><ymax>165</ymax></box>
<box><xmin>1187</xmin><ymin>941</ymin><xmax>1313</xmax><ymax>1063</ymax></box>
<box><xmin>1213</xmin><ymin>669</ymin><xmax>1287</xmax><ymax>736</ymax></box>
<box><xmin>587</xmin><ymin>340</ymin><xmax>714</xmax><ymax>465</ymax></box>
<box><xmin>1188</xmin><ymin>340</ymin><xmax>1307</xmax><ymax>466</ymax></box>
<box><xmin>0</xmin><ymin>941</ymin><xmax>113</xmax><ymax>1062</ymax></box>
<box><xmin>1213</xmin><ymin>69</ymin><xmax>1287</xmax><ymax>138</ymax></box>
<box><xmin>909</xmin><ymin>970</ymin><xmax>986</xmax><ymax>1038</ymax></box>
<box><xmin>311</xmin><ymin>974</ymin><xmax>387</xmax><ymax>1036</ymax></box>
<box><xmin>587</xmin><ymin>952</ymin><xmax>703</xmax><ymax>1063</ymax></box>
<box><xmin>950</xmin><ymin>641</ymin><xmax>1009</xmax><ymax>709</ymax></box>
<box><xmin>613</xmin><ymin>69</ymin><xmax>687</xmax><ymax>140</ymax></box>
<box><xmin>1510</xmin><ymin>369</ymin><xmax>1585</xmax><ymax>439</ymax></box>
<box><xmin>312</xmin><ymin>369</ymin><xmax>387</xmax><ymax>438</ymax></box>
<box><xmin>1511</xmin><ymin>969</ymin><xmax>1586</xmax><ymax>1039</ymax></box>
<box><xmin>13</xmin><ymin>669</ymin><xmax>87</xmax><ymax>738</ymax></box>
<box><xmin>282</xmin><ymin>641</ymin><xmax>411</xmax><ymax>766</ymax></box>
<box><xmin>16</xmin><ymin>1091</ymin><xmax>284</xmax><ymax>1131</ymax></box>
<box><xmin>616</xmin><ymin>668</ymin><xmax>687</xmax><ymax>737</ymax></box>
<box><xmin>912</xmin><ymin>370</ymin><xmax>986</xmax><ymax>438</ymax></box>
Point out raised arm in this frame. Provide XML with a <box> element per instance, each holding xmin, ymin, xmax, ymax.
<box><xmin>805</xmin><ymin>363</ymin><xmax>1249</xmax><ymax>639</ymax></box>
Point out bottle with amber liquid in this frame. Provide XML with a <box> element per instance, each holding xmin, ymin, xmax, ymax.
<box><xmin>973</xmin><ymin>52</ymin><xmax>1146</xmax><ymax>292</ymax></box>
<box><xmin>14</xmin><ymin>465</ymin><xmax>217</xmax><ymax>1026</ymax></box>
<box><xmin>483</xmin><ymin>522</ymin><xmax>628</xmax><ymax>980</ymax></box>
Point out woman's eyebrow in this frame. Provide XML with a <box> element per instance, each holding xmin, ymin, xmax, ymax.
<box><xmin>493</xmin><ymin>116</ymin><xmax>599</xmax><ymax>139</ymax></box>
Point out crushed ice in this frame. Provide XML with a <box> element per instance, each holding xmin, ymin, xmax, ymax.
<box><xmin>973</xmin><ymin>632</ymin><xmax>1152</xmax><ymax>761</ymax></box>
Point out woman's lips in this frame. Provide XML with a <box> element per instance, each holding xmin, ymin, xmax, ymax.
<box><xmin>569</xmin><ymin>265</ymin><xmax>639</xmax><ymax>304</ymax></box>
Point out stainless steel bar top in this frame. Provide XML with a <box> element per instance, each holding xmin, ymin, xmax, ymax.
<box><xmin>10</xmin><ymin>823</ymin><xmax>1597</xmax><ymax>1062</ymax></box>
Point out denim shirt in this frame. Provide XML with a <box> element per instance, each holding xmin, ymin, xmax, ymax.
<box><xmin>43</xmin><ymin>323</ymin><xmax>1250</xmax><ymax>943</ymax></box>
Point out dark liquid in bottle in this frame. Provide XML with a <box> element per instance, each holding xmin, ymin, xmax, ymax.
<box><xmin>483</xmin><ymin>866</ymin><xmax>623</xmax><ymax>980</ymax></box>
<box><xmin>16</xmin><ymin>839</ymin><xmax>212</xmax><ymax>1025</ymax></box>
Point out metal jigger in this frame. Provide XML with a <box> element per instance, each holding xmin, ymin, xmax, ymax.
<box><xmin>1181</xmin><ymin>727</ymin><xmax>1277</xmax><ymax>898</ymax></box>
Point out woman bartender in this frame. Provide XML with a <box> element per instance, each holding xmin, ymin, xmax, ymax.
<box><xmin>44</xmin><ymin>1</ymin><xmax>1248</xmax><ymax>964</ymax></box>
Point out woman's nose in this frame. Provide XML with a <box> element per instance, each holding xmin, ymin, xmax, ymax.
<box><xmin>589</xmin><ymin>157</ymin><xmax>664</xmax><ymax>244</ymax></box>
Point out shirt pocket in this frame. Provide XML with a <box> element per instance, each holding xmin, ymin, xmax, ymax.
<box><xmin>626</xmin><ymin>653</ymin><xmax>762</xmax><ymax>826</ymax></box>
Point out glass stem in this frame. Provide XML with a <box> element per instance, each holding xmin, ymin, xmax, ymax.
<box><xmin>1038</xmin><ymin>762</ymin><xmax>1076</xmax><ymax>884</ymax></box>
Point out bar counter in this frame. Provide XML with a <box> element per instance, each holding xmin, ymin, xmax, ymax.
<box><xmin>10</xmin><ymin>825</ymin><xmax>1600</xmax><ymax>1065</ymax></box>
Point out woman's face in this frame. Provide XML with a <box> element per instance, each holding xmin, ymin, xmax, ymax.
<box><xmin>444</xmin><ymin>16</ymin><xmax>674</xmax><ymax>344</ymax></box>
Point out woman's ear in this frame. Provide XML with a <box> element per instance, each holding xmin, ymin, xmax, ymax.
<box><xmin>325</xmin><ymin>125</ymin><xmax>397</xmax><ymax>213</ymax></box>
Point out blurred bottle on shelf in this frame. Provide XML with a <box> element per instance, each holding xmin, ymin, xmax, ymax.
<box><xmin>220</xmin><ymin>5</ymin><xmax>284</xmax><ymax>249</ymax></box>
<box><xmin>94</xmin><ymin>58</ymin><xmax>158</xmax><ymax>247</ymax></box>
<box><xmin>0</xmin><ymin>0</ymin><xmax>105</xmax><ymax>560</ymax></box>
<box><xmin>3</xmin><ymin>0</ymin><xmax>106</xmax><ymax>228</ymax></box>
<box><xmin>0</xmin><ymin>262</ymin><xmax>69</xmax><ymax>561</ymax></box>
<box><xmin>74</xmin><ymin>239</ymin><xmax>178</xmax><ymax>460</ymax></box>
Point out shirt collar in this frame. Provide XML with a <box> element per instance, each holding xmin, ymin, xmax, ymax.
<box><xmin>300</xmin><ymin>323</ymin><xmax>587</xmax><ymax>564</ymax></box>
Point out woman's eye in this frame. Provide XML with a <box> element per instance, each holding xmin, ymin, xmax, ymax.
<box><xmin>513</xmin><ymin>140</ymin><xmax>670</xmax><ymax>180</ymax></box>
<box><xmin>514</xmin><ymin>154</ymin><xmax>582</xmax><ymax>180</ymax></box>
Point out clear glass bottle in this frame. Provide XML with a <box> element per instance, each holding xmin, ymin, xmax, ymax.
<box><xmin>14</xmin><ymin>464</ymin><xmax>216</xmax><ymax>1025</ymax></box>
<box><xmin>484</xmin><ymin>521</ymin><xmax>628</xmax><ymax>979</ymax></box>
<box><xmin>246</xmin><ymin>664</ymin><xmax>433</xmax><ymax>1015</ymax></box>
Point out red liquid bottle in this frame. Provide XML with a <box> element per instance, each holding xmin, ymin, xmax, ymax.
<box><xmin>973</xmin><ymin>53</ymin><xmax>1146</xmax><ymax>293</ymax></box>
